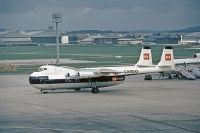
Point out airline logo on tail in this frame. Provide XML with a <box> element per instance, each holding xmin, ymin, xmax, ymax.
<box><xmin>143</xmin><ymin>53</ymin><xmax>149</xmax><ymax>60</ymax></box>
<box><xmin>165</xmin><ymin>54</ymin><xmax>171</xmax><ymax>61</ymax></box>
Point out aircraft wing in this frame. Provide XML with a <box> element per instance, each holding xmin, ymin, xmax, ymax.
<box><xmin>97</xmin><ymin>68</ymin><xmax>125</xmax><ymax>76</ymax></box>
<box><xmin>78</xmin><ymin>68</ymin><xmax>128</xmax><ymax>77</ymax></box>
<box><xmin>93</xmin><ymin>68</ymin><xmax>139</xmax><ymax>77</ymax></box>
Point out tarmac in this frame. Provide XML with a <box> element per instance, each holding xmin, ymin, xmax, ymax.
<box><xmin>0</xmin><ymin>74</ymin><xmax>200</xmax><ymax>133</ymax></box>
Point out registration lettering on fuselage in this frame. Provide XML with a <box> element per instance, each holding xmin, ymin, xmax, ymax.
<box><xmin>124</xmin><ymin>70</ymin><xmax>138</xmax><ymax>74</ymax></box>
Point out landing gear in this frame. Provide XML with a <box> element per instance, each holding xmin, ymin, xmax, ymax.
<box><xmin>40</xmin><ymin>89</ymin><xmax>48</xmax><ymax>94</ymax></box>
<box><xmin>74</xmin><ymin>88</ymin><xmax>81</xmax><ymax>91</ymax></box>
<box><xmin>91</xmin><ymin>87</ymin><xmax>99</xmax><ymax>93</ymax></box>
<box><xmin>144</xmin><ymin>74</ymin><xmax>152</xmax><ymax>80</ymax></box>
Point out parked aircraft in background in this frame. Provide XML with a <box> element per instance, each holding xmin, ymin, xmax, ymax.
<box><xmin>174</xmin><ymin>53</ymin><xmax>200</xmax><ymax>64</ymax></box>
<box><xmin>29</xmin><ymin>46</ymin><xmax>177</xmax><ymax>93</ymax></box>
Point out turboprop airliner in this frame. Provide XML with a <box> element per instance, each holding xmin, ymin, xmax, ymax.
<box><xmin>174</xmin><ymin>53</ymin><xmax>200</xmax><ymax>64</ymax></box>
<box><xmin>29</xmin><ymin>46</ymin><xmax>175</xmax><ymax>93</ymax></box>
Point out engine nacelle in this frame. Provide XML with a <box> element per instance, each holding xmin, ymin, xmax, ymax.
<box><xmin>194</xmin><ymin>53</ymin><xmax>200</xmax><ymax>58</ymax></box>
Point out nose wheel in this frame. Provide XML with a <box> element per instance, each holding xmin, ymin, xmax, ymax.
<box><xmin>91</xmin><ymin>87</ymin><xmax>99</xmax><ymax>93</ymax></box>
<box><xmin>40</xmin><ymin>89</ymin><xmax>48</xmax><ymax>94</ymax></box>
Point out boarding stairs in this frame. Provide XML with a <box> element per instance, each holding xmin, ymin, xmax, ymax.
<box><xmin>186</xmin><ymin>65</ymin><xmax>200</xmax><ymax>78</ymax></box>
<box><xmin>176</xmin><ymin>67</ymin><xmax>196</xmax><ymax>80</ymax></box>
<box><xmin>176</xmin><ymin>65</ymin><xmax>200</xmax><ymax>80</ymax></box>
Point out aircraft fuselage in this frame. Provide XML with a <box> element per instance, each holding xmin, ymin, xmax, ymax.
<box><xmin>29</xmin><ymin>75</ymin><xmax>125</xmax><ymax>91</ymax></box>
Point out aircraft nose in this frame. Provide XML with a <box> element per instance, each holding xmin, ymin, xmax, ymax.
<box><xmin>29</xmin><ymin>76</ymin><xmax>36</xmax><ymax>84</ymax></box>
<box><xmin>29</xmin><ymin>76</ymin><xmax>48</xmax><ymax>84</ymax></box>
<box><xmin>30</xmin><ymin>72</ymin><xmax>38</xmax><ymax>77</ymax></box>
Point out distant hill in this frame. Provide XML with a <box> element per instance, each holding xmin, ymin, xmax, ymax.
<box><xmin>0</xmin><ymin>28</ymin><xmax>9</xmax><ymax>32</ymax></box>
<box><xmin>67</xmin><ymin>30</ymin><xmax>128</xmax><ymax>34</ymax></box>
<box><xmin>2</xmin><ymin>26</ymin><xmax>200</xmax><ymax>34</ymax></box>
<box><xmin>66</xmin><ymin>26</ymin><xmax>200</xmax><ymax>34</ymax></box>
<box><xmin>173</xmin><ymin>26</ymin><xmax>200</xmax><ymax>32</ymax></box>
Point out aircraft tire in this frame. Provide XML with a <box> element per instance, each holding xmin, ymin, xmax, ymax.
<box><xmin>40</xmin><ymin>89</ymin><xmax>48</xmax><ymax>94</ymax></box>
<box><xmin>74</xmin><ymin>88</ymin><xmax>81</xmax><ymax>91</ymax></box>
<box><xmin>91</xmin><ymin>87</ymin><xmax>99</xmax><ymax>93</ymax></box>
<box><xmin>144</xmin><ymin>74</ymin><xmax>152</xmax><ymax>80</ymax></box>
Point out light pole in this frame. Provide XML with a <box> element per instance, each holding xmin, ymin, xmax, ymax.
<box><xmin>52</xmin><ymin>13</ymin><xmax>62</xmax><ymax>64</ymax></box>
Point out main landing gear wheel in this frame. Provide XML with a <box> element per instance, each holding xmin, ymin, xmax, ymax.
<box><xmin>91</xmin><ymin>87</ymin><xmax>99</xmax><ymax>93</ymax></box>
<box><xmin>74</xmin><ymin>88</ymin><xmax>81</xmax><ymax>91</ymax></box>
<box><xmin>40</xmin><ymin>89</ymin><xmax>48</xmax><ymax>94</ymax></box>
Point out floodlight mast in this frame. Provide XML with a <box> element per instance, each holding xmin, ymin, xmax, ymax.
<box><xmin>52</xmin><ymin>13</ymin><xmax>62</xmax><ymax>64</ymax></box>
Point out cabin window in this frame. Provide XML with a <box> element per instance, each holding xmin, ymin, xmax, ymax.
<box><xmin>38</xmin><ymin>68</ymin><xmax>47</xmax><ymax>72</ymax></box>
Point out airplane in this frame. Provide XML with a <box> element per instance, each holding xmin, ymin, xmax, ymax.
<box><xmin>174</xmin><ymin>53</ymin><xmax>200</xmax><ymax>64</ymax></box>
<box><xmin>29</xmin><ymin>46</ymin><xmax>175</xmax><ymax>93</ymax></box>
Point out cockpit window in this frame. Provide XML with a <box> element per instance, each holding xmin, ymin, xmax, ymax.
<box><xmin>38</xmin><ymin>67</ymin><xmax>47</xmax><ymax>72</ymax></box>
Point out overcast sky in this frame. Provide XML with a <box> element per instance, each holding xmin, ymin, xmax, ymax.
<box><xmin>0</xmin><ymin>0</ymin><xmax>199</xmax><ymax>31</ymax></box>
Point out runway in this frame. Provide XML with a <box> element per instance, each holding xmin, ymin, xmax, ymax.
<box><xmin>0</xmin><ymin>74</ymin><xmax>200</xmax><ymax>133</ymax></box>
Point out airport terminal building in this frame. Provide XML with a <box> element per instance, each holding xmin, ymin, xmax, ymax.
<box><xmin>0</xmin><ymin>31</ymin><xmax>33</xmax><ymax>46</ymax></box>
<box><xmin>0</xmin><ymin>30</ymin><xmax>69</xmax><ymax>46</ymax></box>
<box><xmin>179</xmin><ymin>32</ymin><xmax>200</xmax><ymax>45</ymax></box>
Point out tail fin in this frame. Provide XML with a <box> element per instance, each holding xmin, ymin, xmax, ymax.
<box><xmin>136</xmin><ymin>46</ymin><xmax>153</xmax><ymax>67</ymax></box>
<box><xmin>157</xmin><ymin>46</ymin><xmax>175</xmax><ymax>68</ymax></box>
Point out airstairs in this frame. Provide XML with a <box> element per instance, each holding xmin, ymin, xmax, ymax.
<box><xmin>176</xmin><ymin>65</ymin><xmax>200</xmax><ymax>80</ymax></box>
<box><xmin>186</xmin><ymin>65</ymin><xmax>200</xmax><ymax>78</ymax></box>
<box><xmin>144</xmin><ymin>65</ymin><xmax>200</xmax><ymax>80</ymax></box>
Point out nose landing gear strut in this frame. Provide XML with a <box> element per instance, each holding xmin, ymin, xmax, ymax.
<box><xmin>91</xmin><ymin>87</ymin><xmax>99</xmax><ymax>93</ymax></box>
